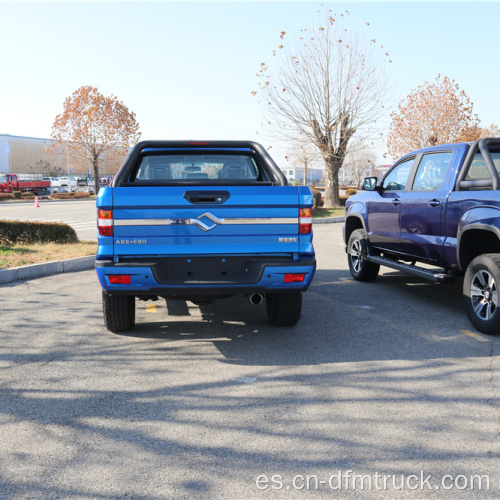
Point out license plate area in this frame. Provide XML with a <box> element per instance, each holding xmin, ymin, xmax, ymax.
<box><xmin>151</xmin><ymin>256</ymin><xmax>286</xmax><ymax>285</ymax></box>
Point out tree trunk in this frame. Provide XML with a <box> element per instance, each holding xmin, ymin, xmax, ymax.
<box><xmin>323</xmin><ymin>159</ymin><xmax>341</xmax><ymax>207</ymax></box>
<box><xmin>93</xmin><ymin>158</ymin><xmax>100</xmax><ymax>196</ymax></box>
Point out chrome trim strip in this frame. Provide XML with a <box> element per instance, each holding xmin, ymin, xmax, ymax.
<box><xmin>222</xmin><ymin>218</ymin><xmax>297</xmax><ymax>225</ymax></box>
<box><xmin>114</xmin><ymin>214</ymin><xmax>299</xmax><ymax>229</ymax></box>
<box><xmin>114</xmin><ymin>217</ymin><xmax>299</xmax><ymax>229</ymax></box>
<box><xmin>114</xmin><ymin>219</ymin><xmax>190</xmax><ymax>226</ymax></box>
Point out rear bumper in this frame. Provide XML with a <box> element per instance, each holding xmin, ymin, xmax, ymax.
<box><xmin>96</xmin><ymin>256</ymin><xmax>316</xmax><ymax>296</ymax></box>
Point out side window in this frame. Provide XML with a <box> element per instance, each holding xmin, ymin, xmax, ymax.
<box><xmin>412</xmin><ymin>152</ymin><xmax>452</xmax><ymax>192</ymax></box>
<box><xmin>382</xmin><ymin>158</ymin><xmax>414</xmax><ymax>191</ymax></box>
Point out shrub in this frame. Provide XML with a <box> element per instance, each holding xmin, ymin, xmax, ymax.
<box><xmin>0</xmin><ymin>193</ymin><xmax>14</xmax><ymax>201</ymax></box>
<box><xmin>21</xmin><ymin>193</ymin><xmax>35</xmax><ymax>200</ymax></box>
<box><xmin>12</xmin><ymin>191</ymin><xmax>22</xmax><ymax>200</ymax></box>
<box><xmin>311</xmin><ymin>189</ymin><xmax>323</xmax><ymax>214</ymax></box>
<box><xmin>0</xmin><ymin>220</ymin><xmax>78</xmax><ymax>244</ymax></box>
<box><xmin>338</xmin><ymin>196</ymin><xmax>349</xmax><ymax>207</ymax></box>
<box><xmin>345</xmin><ymin>188</ymin><xmax>358</xmax><ymax>197</ymax></box>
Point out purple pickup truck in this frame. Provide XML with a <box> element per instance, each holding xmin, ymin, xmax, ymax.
<box><xmin>344</xmin><ymin>138</ymin><xmax>500</xmax><ymax>335</ymax></box>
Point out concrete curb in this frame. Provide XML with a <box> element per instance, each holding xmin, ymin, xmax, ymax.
<box><xmin>0</xmin><ymin>255</ymin><xmax>95</xmax><ymax>285</ymax></box>
<box><xmin>313</xmin><ymin>216</ymin><xmax>345</xmax><ymax>224</ymax></box>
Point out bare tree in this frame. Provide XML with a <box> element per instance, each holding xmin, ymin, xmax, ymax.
<box><xmin>341</xmin><ymin>146</ymin><xmax>377</xmax><ymax>187</ymax></box>
<box><xmin>254</xmin><ymin>10</ymin><xmax>390</xmax><ymax>207</ymax></box>
<box><xmin>287</xmin><ymin>141</ymin><xmax>322</xmax><ymax>185</ymax></box>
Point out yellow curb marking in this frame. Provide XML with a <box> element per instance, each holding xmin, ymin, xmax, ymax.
<box><xmin>146</xmin><ymin>304</ymin><xmax>157</xmax><ymax>313</ymax></box>
<box><xmin>460</xmin><ymin>330</ymin><xmax>490</xmax><ymax>342</ymax></box>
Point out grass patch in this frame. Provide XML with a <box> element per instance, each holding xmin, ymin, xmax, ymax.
<box><xmin>313</xmin><ymin>207</ymin><xmax>345</xmax><ymax>218</ymax></box>
<box><xmin>0</xmin><ymin>241</ymin><xmax>97</xmax><ymax>269</ymax></box>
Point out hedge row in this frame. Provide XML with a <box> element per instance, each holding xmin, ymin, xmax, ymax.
<box><xmin>50</xmin><ymin>192</ymin><xmax>91</xmax><ymax>199</ymax></box>
<box><xmin>0</xmin><ymin>192</ymin><xmax>92</xmax><ymax>201</ymax></box>
<box><xmin>0</xmin><ymin>220</ymin><xmax>78</xmax><ymax>244</ymax></box>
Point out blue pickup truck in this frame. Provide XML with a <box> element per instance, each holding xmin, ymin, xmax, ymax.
<box><xmin>344</xmin><ymin>138</ymin><xmax>500</xmax><ymax>335</ymax></box>
<box><xmin>96</xmin><ymin>141</ymin><xmax>316</xmax><ymax>332</ymax></box>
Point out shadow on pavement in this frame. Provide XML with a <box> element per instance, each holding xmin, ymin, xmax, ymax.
<box><xmin>115</xmin><ymin>269</ymin><xmax>495</xmax><ymax>366</ymax></box>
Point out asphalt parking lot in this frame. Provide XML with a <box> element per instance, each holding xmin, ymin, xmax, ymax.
<box><xmin>0</xmin><ymin>223</ymin><xmax>499</xmax><ymax>499</ymax></box>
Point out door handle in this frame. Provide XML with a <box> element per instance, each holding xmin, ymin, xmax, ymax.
<box><xmin>391</xmin><ymin>199</ymin><xmax>400</xmax><ymax>206</ymax></box>
<box><xmin>428</xmin><ymin>200</ymin><xmax>441</xmax><ymax>207</ymax></box>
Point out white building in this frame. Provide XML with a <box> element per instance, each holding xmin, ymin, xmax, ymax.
<box><xmin>281</xmin><ymin>165</ymin><xmax>324</xmax><ymax>186</ymax></box>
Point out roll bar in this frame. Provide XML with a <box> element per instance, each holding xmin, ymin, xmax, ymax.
<box><xmin>112</xmin><ymin>140</ymin><xmax>288</xmax><ymax>187</ymax></box>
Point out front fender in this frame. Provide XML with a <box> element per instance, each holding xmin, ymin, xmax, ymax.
<box><xmin>344</xmin><ymin>200</ymin><xmax>368</xmax><ymax>246</ymax></box>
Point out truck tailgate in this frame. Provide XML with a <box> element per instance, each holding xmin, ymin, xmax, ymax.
<box><xmin>111</xmin><ymin>185</ymin><xmax>301</xmax><ymax>256</ymax></box>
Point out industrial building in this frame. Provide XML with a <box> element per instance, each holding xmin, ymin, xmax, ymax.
<box><xmin>0</xmin><ymin>134</ymin><xmax>124</xmax><ymax>176</ymax></box>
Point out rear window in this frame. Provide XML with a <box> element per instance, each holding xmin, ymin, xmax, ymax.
<box><xmin>132</xmin><ymin>153</ymin><xmax>261</xmax><ymax>183</ymax></box>
<box><xmin>465</xmin><ymin>152</ymin><xmax>500</xmax><ymax>180</ymax></box>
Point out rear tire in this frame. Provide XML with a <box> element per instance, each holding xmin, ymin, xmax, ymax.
<box><xmin>347</xmin><ymin>229</ymin><xmax>380</xmax><ymax>282</ymax></box>
<box><xmin>102</xmin><ymin>292</ymin><xmax>136</xmax><ymax>333</ymax></box>
<box><xmin>266</xmin><ymin>292</ymin><xmax>302</xmax><ymax>326</ymax></box>
<box><xmin>463</xmin><ymin>254</ymin><xmax>500</xmax><ymax>335</ymax></box>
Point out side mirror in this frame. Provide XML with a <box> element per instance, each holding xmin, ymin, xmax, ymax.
<box><xmin>362</xmin><ymin>177</ymin><xmax>378</xmax><ymax>191</ymax></box>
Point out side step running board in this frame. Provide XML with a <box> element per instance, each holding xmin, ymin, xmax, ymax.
<box><xmin>366</xmin><ymin>255</ymin><xmax>455</xmax><ymax>283</ymax></box>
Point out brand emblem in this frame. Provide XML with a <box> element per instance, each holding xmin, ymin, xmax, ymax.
<box><xmin>162</xmin><ymin>212</ymin><xmax>223</xmax><ymax>231</ymax></box>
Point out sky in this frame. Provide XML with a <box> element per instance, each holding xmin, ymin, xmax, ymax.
<box><xmin>1</xmin><ymin>1</ymin><xmax>500</xmax><ymax>167</ymax></box>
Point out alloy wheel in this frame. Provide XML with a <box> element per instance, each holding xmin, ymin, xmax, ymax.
<box><xmin>470</xmin><ymin>269</ymin><xmax>498</xmax><ymax>320</ymax></box>
<box><xmin>350</xmin><ymin>239</ymin><xmax>363</xmax><ymax>273</ymax></box>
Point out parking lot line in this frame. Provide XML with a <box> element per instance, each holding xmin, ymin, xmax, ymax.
<box><xmin>460</xmin><ymin>329</ymin><xmax>491</xmax><ymax>342</ymax></box>
<box><xmin>146</xmin><ymin>304</ymin><xmax>157</xmax><ymax>313</ymax></box>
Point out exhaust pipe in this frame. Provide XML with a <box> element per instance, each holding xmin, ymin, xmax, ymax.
<box><xmin>249</xmin><ymin>293</ymin><xmax>263</xmax><ymax>305</ymax></box>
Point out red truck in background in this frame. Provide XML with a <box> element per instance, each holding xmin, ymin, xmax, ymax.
<box><xmin>0</xmin><ymin>173</ymin><xmax>50</xmax><ymax>195</ymax></box>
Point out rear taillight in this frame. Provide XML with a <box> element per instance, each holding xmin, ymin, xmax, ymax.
<box><xmin>98</xmin><ymin>209</ymin><xmax>113</xmax><ymax>236</ymax></box>
<box><xmin>284</xmin><ymin>273</ymin><xmax>305</xmax><ymax>283</ymax></box>
<box><xmin>299</xmin><ymin>208</ymin><xmax>312</xmax><ymax>234</ymax></box>
<box><xmin>108</xmin><ymin>274</ymin><xmax>131</xmax><ymax>285</ymax></box>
